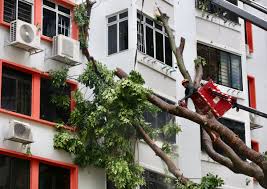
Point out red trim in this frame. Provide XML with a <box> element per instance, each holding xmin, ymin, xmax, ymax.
<box><xmin>251</xmin><ymin>140</ymin><xmax>259</xmax><ymax>152</ymax></box>
<box><xmin>0</xmin><ymin>61</ymin><xmax>2</xmax><ymax>106</ymax></box>
<box><xmin>32</xmin><ymin>74</ymin><xmax>41</xmax><ymax>119</ymax></box>
<box><xmin>246</xmin><ymin>21</ymin><xmax>254</xmax><ymax>53</ymax></box>
<box><xmin>30</xmin><ymin>160</ymin><xmax>39</xmax><ymax>189</ymax></box>
<box><xmin>248</xmin><ymin>75</ymin><xmax>256</xmax><ymax>109</ymax></box>
<box><xmin>41</xmin><ymin>35</ymin><xmax>53</xmax><ymax>43</ymax></box>
<box><xmin>0</xmin><ymin>148</ymin><xmax>78</xmax><ymax>189</ymax></box>
<box><xmin>34</xmin><ymin>0</ymin><xmax>42</xmax><ymax>26</ymax></box>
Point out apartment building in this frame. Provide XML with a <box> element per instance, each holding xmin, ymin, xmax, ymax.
<box><xmin>0</xmin><ymin>0</ymin><xmax>265</xmax><ymax>189</ymax></box>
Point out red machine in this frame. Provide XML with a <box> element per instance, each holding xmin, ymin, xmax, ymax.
<box><xmin>191</xmin><ymin>81</ymin><xmax>236</xmax><ymax>118</ymax></box>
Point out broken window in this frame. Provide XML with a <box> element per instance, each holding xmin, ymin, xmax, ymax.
<box><xmin>197</xmin><ymin>43</ymin><xmax>243</xmax><ymax>90</ymax></box>
<box><xmin>1</xmin><ymin>66</ymin><xmax>32</xmax><ymax>116</ymax></box>
<box><xmin>137</xmin><ymin>12</ymin><xmax>173</xmax><ymax>67</ymax></box>
<box><xmin>40</xmin><ymin>78</ymin><xmax>71</xmax><ymax>123</ymax></box>
<box><xmin>107</xmin><ymin>11</ymin><xmax>128</xmax><ymax>55</ymax></box>
<box><xmin>42</xmin><ymin>0</ymin><xmax>71</xmax><ymax>38</ymax></box>
<box><xmin>4</xmin><ymin>0</ymin><xmax>32</xmax><ymax>23</ymax></box>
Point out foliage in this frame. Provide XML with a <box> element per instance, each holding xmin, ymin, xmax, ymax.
<box><xmin>175</xmin><ymin>173</ymin><xmax>224</xmax><ymax>189</ymax></box>
<box><xmin>194</xmin><ymin>56</ymin><xmax>207</xmax><ymax>67</ymax></box>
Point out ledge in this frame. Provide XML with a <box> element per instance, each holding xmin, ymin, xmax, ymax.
<box><xmin>0</xmin><ymin>108</ymin><xmax>75</xmax><ymax>131</ymax></box>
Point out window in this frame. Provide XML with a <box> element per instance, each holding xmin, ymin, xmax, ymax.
<box><xmin>1</xmin><ymin>66</ymin><xmax>32</xmax><ymax>116</ymax></box>
<box><xmin>197</xmin><ymin>43</ymin><xmax>243</xmax><ymax>90</ymax></box>
<box><xmin>144</xmin><ymin>97</ymin><xmax>176</xmax><ymax>144</ymax></box>
<box><xmin>0</xmin><ymin>154</ymin><xmax>30</xmax><ymax>189</ymax></box>
<box><xmin>107</xmin><ymin>11</ymin><xmax>128</xmax><ymax>55</ymax></box>
<box><xmin>42</xmin><ymin>0</ymin><xmax>71</xmax><ymax>38</ymax></box>
<box><xmin>196</xmin><ymin>0</ymin><xmax>239</xmax><ymax>23</ymax></box>
<box><xmin>247</xmin><ymin>76</ymin><xmax>256</xmax><ymax>108</ymax></box>
<box><xmin>39</xmin><ymin>163</ymin><xmax>70</xmax><ymax>189</ymax></box>
<box><xmin>3</xmin><ymin>0</ymin><xmax>32</xmax><ymax>23</ymax></box>
<box><xmin>40</xmin><ymin>78</ymin><xmax>71</xmax><ymax>123</ymax></box>
<box><xmin>137</xmin><ymin>12</ymin><xmax>173</xmax><ymax>67</ymax></box>
<box><xmin>140</xmin><ymin>170</ymin><xmax>176</xmax><ymax>189</ymax></box>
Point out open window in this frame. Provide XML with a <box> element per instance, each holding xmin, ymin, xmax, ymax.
<box><xmin>1</xmin><ymin>66</ymin><xmax>32</xmax><ymax>116</ymax></box>
<box><xmin>3</xmin><ymin>0</ymin><xmax>33</xmax><ymax>24</ymax></box>
<box><xmin>40</xmin><ymin>77</ymin><xmax>71</xmax><ymax>123</ymax></box>
<box><xmin>42</xmin><ymin>0</ymin><xmax>71</xmax><ymax>38</ymax></box>
<box><xmin>107</xmin><ymin>11</ymin><xmax>128</xmax><ymax>55</ymax></box>
<box><xmin>197</xmin><ymin>43</ymin><xmax>243</xmax><ymax>90</ymax></box>
<box><xmin>137</xmin><ymin>12</ymin><xmax>173</xmax><ymax>67</ymax></box>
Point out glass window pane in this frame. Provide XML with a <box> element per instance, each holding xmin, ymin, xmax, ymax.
<box><xmin>108</xmin><ymin>16</ymin><xmax>117</xmax><ymax>23</ymax></box>
<box><xmin>119</xmin><ymin>11</ymin><xmax>128</xmax><ymax>19</ymax></box>
<box><xmin>137</xmin><ymin>22</ymin><xmax>145</xmax><ymax>52</ymax></box>
<box><xmin>42</xmin><ymin>8</ymin><xmax>56</xmax><ymax>37</ymax></box>
<box><xmin>219</xmin><ymin>51</ymin><xmax>230</xmax><ymax>87</ymax></box>
<box><xmin>18</xmin><ymin>1</ymin><xmax>32</xmax><ymax>23</ymax></box>
<box><xmin>0</xmin><ymin>154</ymin><xmax>30</xmax><ymax>189</ymax></box>
<box><xmin>146</xmin><ymin>26</ymin><xmax>154</xmax><ymax>57</ymax></box>
<box><xmin>165</xmin><ymin>36</ymin><xmax>172</xmax><ymax>67</ymax></box>
<box><xmin>231</xmin><ymin>54</ymin><xmax>242</xmax><ymax>90</ymax></box>
<box><xmin>40</xmin><ymin>78</ymin><xmax>71</xmax><ymax>123</ymax></box>
<box><xmin>39</xmin><ymin>163</ymin><xmax>70</xmax><ymax>189</ymax></box>
<box><xmin>155</xmin><ymin>32</ymin><xmax>164</xmax><ymax>62</ymax></box>
<box><xmin>58</xmin><ymin>14</ymin><xmax>70</xmax><ymax>37</ymax></box>
<box><xmin>43</xmin><ymin>0</ymin><xmax>56</xmax><ymax>8</ymax></box>
<box><xmin>108</xmin><ymin>24</ymin><xmax>117</xmax><ymax>55</ymax></box>
<box><xmin>119</xmin><ymin>20</ymin><xmax>128</xmax><ymax>51</ymax></box>
<box><xmin>145</xmin><ymin>18</ymin><xmax>153</xmax><ymax>26</ymax></box>
<box><xmin>4</xmin><ymin>0</ymin><xmax>16</xmax><ymax>23</ymax></box>
<box><xmin>1</xmin><ymin>66</ymin><xmax>32</xmax><ymax>116</ymax></box>
<box><xmin>58</xmin><ymin>5</ymin><xmax>70</xmax><ymax>15</ymax></box>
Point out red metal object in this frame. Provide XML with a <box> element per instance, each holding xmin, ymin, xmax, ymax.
<box><xmin>191</xmin><ymin>80</ymin><xmax>236</xmax><ymax>118</ymax></box>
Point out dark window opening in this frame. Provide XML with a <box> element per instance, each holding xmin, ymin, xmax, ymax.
<box><xmin>1</xmin><ymin>66</ymin><xmax>32</xmax><ymax>116</ymax></box>
<box><xmin>42</xmin><ymin>0</ymin><xmax>71</xmax><ymax>37</ymax></box>
<box><xmin>165</xmin><ymin>36</ymin><xmax>172</xmax><ymax>67</ymax></box>
<box><xmin>40</xmin><ymin>78</ymin><xmax>71</xmax><ymax>123</ymax></box>
<box><xmin>144</xmin><ymin>97</ymin><xmax>176</xmax><ymax>144</ymax></box>
<box><xmin>107</xmin><ymin>11</ymin><xmax>128</xmax><ymax>55</ymax></box>
<box><xmin>140</xmin><ymin>170</ymin><xmax>176</xmax><ymax>189</ymax></box>
<box><xmin>39</xmin><ymin>163</ymin><xmax>70</xmax><ymax>189</ymax></box>
<box><xmin>108</xmin><ymin>24</ymin><xmax>118</xmax><ymax>55</ymax></box>
<box><xmin>4</xmin><ymin>0</ymin><xmax>32</xmax><ymax>23</ymax></box>
<box><xmin>156</xmin><ymin>32</ymin><xmax>164</xmax><ymax>62</ymax></box>
<box><xmin>197</xmin><ymin>43</ymin><xmax>243</xmax><ymax>90</ymax></box>
<box><xmin>196</xmin><ymin>0</ymin><xmax>239</xmax><ymax>23</ymax></box>
<box><xmin>0</xmin><ymin>154</ymin><xmax>30</xmax><ymax>189</ymax></box>
<box><xmin>146</xmin><ymin>26</ymin><xmax>154</xmax><ymax>57</ymax></box>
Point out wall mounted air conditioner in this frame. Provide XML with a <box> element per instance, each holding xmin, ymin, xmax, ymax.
<box><xmin>10</xmin><ymin>20</ymin><xmax>41</xmax><ymax>51</ymax></box>
<box><xmin>52</xmin><ymin>34</ymin><xmax>80</xmax><ymax>66</ymax></box>
<box><xmin>5</xmin><ymin>120</ymin><xmax>33</xmax><ymax>144</ymax></box>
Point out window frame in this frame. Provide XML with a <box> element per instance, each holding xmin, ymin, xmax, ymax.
<box><xmin>42</xmin><ymin>0</ymin><xmax>72</xmax><ymax>38</ymax></box>
<box><xmin>0</xmin><ymin>59</ymin><xmax>77</xmax><ymax>130</ymax></box>
<box><xmin>197</xmin><ymin>43</ymin><xmax>243</xmax><ymax>91</ymax></box>
<box><xmin>137</xmin><ymin>12</ymin><xmax>173</xmax><ymax>67</ymax></box>
<box><xmin>107</xmin><ymin>10</ymin><xmax>129</xmax><ymax>55</ymax></box>
<box><xmin>0</xmin><ymin>148</ymin><xmax>78</xmax><ymax>189</ymax></box>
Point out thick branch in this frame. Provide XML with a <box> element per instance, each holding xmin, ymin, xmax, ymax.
<box><xmin>134</xmin><ymin>124</ymin><xmax>189</xmax><ymax>185</ymax></box>
<box><xmin>193</xmin><ymin>63</ymin><xmax>203</xmax><ymax>88</ymax></box>
<box><xmin>156</xmin><ymin>8</ymin><xmax>192</xmax><ymax>83</ymax></box>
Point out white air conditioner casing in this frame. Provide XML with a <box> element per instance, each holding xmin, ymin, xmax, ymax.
<box><xmin>6</xmin><ymin>120</ymin><xmax>33</xmax><ymax>144</ymax></box>
<box><xmin>52</xmin><ymin>34</ymin><xmax>80</xmax><ymax>66</ymax></box>
<box><xmin>10</xmin><ymin>20</ymin><xmax>40</xmax><ymax>51</ymax></box>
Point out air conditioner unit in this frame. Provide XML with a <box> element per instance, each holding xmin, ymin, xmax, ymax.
<box><xmin>52</xmin><ymin>34</ymin><xmax>80</xmax><ymax>66</ymax></box>
<box><xmin>249</xmin><ymin>113</ymin><xmax>263</xmax><ymax>130</ymax></box>
<box><xmin>6</xmin><ymin>120</ymin><xmax>33</xmax><ymax>144</ymax></box>
<box><xmin>10</xmin><ymin>20</ymin><xmax>40</xmax><ymax>51</ymax></box>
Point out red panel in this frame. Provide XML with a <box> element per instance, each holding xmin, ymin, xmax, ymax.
<box><xmin>251</xmin><ymin>140</ymin><xmax>259</xmax><ymax>152</ymax></box>
<box><xmin>191</xmin><ymin>80</ymin><xmax>236</xmax><ymax>118</ymax></box>
<box><xmin>32</xmin><ymin>73</ymin><xmax>41</xmax><ymax>119</ymax></box>
<box><xmin>34</xmin><ymin>0</ymin><xmax>42</xmax><ymax>27</ymax></box>
<box><xmin>246</xmin><ymin>21</ymin><xmax>254</xmax><ymax>53</ymax></box>
<box><xmin>248</xmin><ymin>76</ymin><xmax>256</xmax><ymax>109</ymax></box>
<box><xmin>30</xmin><ymin>160</ymin><xmax>39</xmax><ymax>189</ymax></box>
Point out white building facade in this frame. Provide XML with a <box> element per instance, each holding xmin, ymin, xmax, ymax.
<box><xmin>0</xmin><ymin>0</ymin><xmax>266</xmax><ymax>189</ymax></box>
